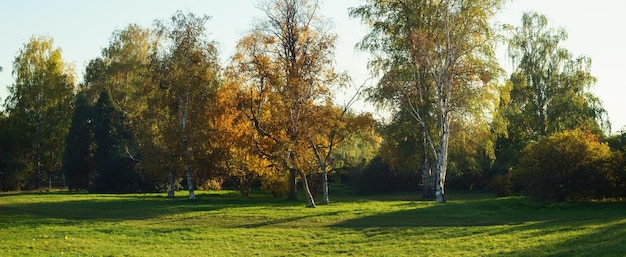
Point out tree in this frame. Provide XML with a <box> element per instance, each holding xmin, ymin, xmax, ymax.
<box><xmin>513</xmin><ymin>129</ymin><xmax>620</xmax><ymax>201</ymax></box>
<box><xmin>4</xmin><ymin>35</ymin><xmax>75</xmax><ymax>189</ymax></box>
<box><xmin>152</xmin><ymin>11</ymin><xmax>222</xmax><ymax>199</ymax></box>
<box><xmin>351</xmin><ymin>0</ymin><xmax>504</xmax><ymax>203</ymax></box>
<box><xmin>216</xmin><ymin>82</ymin><xmax>272</xmax><ymax>197</ymax></box>
<box><xmin>83</xmin><ymin>24</ymin><xmax>152</xmax><ymax>122</ymax></box>
<box><xmin>494</xmin><ymin>13</ymin><xmax>609</xmax><ymax>175</ymax></box>
<box><xmin>230</xmin><ymin>0</ymin><xmax>345</xmax><ymax>207</ymax></box>
<box><xmin>308</xmin><ymin>103</ymin><xmax>378</xmax><ymax>203</ymax></box>
<box><xmin>504</xmin><ymin>13</ymin><xmax>607</xmax><ymax>139</ymax></box>
<box><xmin>62</xmin><ymin>92</ymin><xmax>95</xmax><ymax>190</ymax></box>
<box><xmin>91</xmin><ymin>90</ymin><xmax>139</xmax><ymax>193</ymax></box>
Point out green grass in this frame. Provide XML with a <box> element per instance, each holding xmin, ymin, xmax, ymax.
<box><xmin>1</xmin><ymin>189</ymin><xmax>625</xmax><ymax>257</ymax></box>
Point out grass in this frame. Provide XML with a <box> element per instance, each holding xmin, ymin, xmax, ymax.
<box><xmin>1</xmin><ymin>189</ymin><xmax>625</xmax><ymax>257</ymax></box>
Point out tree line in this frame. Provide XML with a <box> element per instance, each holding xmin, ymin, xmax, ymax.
<box><xmin>1</xmin><ymin>0</ymin><xmax>625</xmax><ymax>204</ymax></box>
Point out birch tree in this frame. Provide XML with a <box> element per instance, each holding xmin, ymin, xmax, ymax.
<box><xmin>4</xmin><ymin>36</ymin><xmax>75</xmax><ymax>189</ymax></box>
<box><xmin>230</xmin><ymin>0</ymin><xmax>343</xmax><ymax>207</ymax></box>
<box><xmin>153</xmin><ymin>11</ymin><xmax>221</xmax><ymax>199</ymax></box>
<box><xmin>351</xmin><ymin>0</ymin><xmax>504</xmax><ymax>203</ymax></box>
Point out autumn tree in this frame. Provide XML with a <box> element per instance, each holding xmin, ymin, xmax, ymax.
<box><xmin>4</xmin><ymin>36</ymin><xmax>75</xmax><ymax>189</ymax></box>
<box><xmin>215</xmin><ymin>82</ymin><xmax>273</xmax><ymax>197</ymax></box>
<box><xmin>351</xmin><ymin>0</ymin><xmax>504</xmax><ymax>203</ymax></box>
<box><xmin>513</xmin><ymin>129</ymin><xmax>620</xmax><ymax>201</ymax></box>
<box><xmin>230</xmin><ymin>0</ymin><xmax>346</xmax><ymax>207</ymax></box>
<box><xmin>151</xmin><ymin>11</ymin><xmax>222</xmax><ymax>199</ymax></box>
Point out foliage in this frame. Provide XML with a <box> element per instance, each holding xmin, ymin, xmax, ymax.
<box><xmin>496</xmin><ymin>13</ymin><xmax>608</xmax><ymax>175</ymax></box>
<box><xmin>230</xmin><ymin>0</ymin><xmax>346</xmax><ymax>207</ymax></box>
<box><xmin>505</xmin><ymin>12</ymin><xmax>607</xmax><ymax>137</ymax></box>
<box><xmin>490</xmin><ymin>173</ymin><xmax>512</xmax><ymax>197</ymax></box>
<box><xmin>351</xmin><ymin>0</ymin><xmax>505</xmax><ymax>203</ymax></box>
<box><xmin>90</xmin><ymin>90</ymin><xmax>143</xmax><ymax>193</ymax></box>
<box><xmin>3</xmin><ymin>35</ymin><xmax>75</xmax><ymax>189</ymax></box>
<box><xmin>260</xmin><ymin>170</ymin><xmax>290</xmax><ymax>198</ymax></box>
<box><xmin>150</xmin><ymin>11</ymin><xmax>223</xmax><ymax>199</ymax></box>
<box><xmin>353</xmin><ymin>156</ymin><xmax>419</xmax><ymax>194</ymax></box>
<box><xmin>513</xmin><ymin>129</ymin><xmax>620</xmax><ymax>201</ymax></box>
<box><xmin>62</xmin><ymin>92</ymin><xmax>95</xmax><ymax>190</ymax></box>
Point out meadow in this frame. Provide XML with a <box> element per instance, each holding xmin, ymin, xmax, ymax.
<box><xmin>1</xmin><ymin>189</ymin><xmax>625</xmax><ymax>256</ymax></box>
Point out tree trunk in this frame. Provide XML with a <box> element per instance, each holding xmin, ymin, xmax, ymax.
<box><xmin>180</xmin><ymin>88</ymin><xmax>195</xmax><ymax>200</ymax></box>
<box><xmin>296</xmin><ymin>169</ymin><xmax>316</xmax><ymax>208</ymax></box>
<box><xmin>168</xmin><ymin>170</ymin><xmax>175</xmax><ymax>198</ymax></box>
<box><xmin>287</xmin><ymin>168</ymin><xmax>298</xmax><ymax>201</ymax></box>
<box><xmin>421</xmin><ymin>162</ymin><xmax>436</xmax><ymax>200</ymax></box>
<box><xmin>435</xmin><ymin>116</ymin><xmax>451</xmax><ymax>204</ymax></box>
<box><xmin>185</xmin><ymin>166</ymin><xmax>195</xmax><ymax>200</ymax></box>
<box><xmin>321</xmin><ymin>165</ymin><xmax>329</xmax><ymax>204</ymax></box>
<box><xmin>421</xmin><ymin>128</ymin><xmax>435</xmax><ymax>200</ymax></box>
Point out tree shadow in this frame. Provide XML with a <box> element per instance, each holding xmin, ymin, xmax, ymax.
<box><xmin>331</xmin><ymin>196</ymin><xmax>626</xmax><ymax>256</ymax></box>
<box><xmin>0</xmin><ymin>191</ymin><xmax>297</xmax><ymax>227</ymax></box>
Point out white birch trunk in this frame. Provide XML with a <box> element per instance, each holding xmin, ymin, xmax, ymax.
<box><xmin>310</xmin><ymin>139</ymin><xmax>329</xmax><ymax>204</ymax></box>
<box><xmin>296</xmin><ymin>169</ymin><xmax>317</xmax><ymax>208</ymax></box>
<box><xmin>435</xmin><ymin>133</ymin><xmax>449</xmax><ymax>203</ymax></box>
<box><xmin>180</xmin><ymin>88</ymin><xmax>195</xmax><ymax>200</ymax></box>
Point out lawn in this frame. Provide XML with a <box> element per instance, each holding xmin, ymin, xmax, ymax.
<box><xmin>1</xmin><ymin>189</ymin><xmax>625</xmax><ymax>256</ymax></box>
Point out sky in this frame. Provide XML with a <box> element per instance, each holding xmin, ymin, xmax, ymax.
<box><xmin>1</xmin><ymin>0</ymin><xmax>625</xmax><ymax>133</ymax></box>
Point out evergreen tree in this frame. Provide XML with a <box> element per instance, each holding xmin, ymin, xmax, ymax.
<box><xmin>62</xmin><ymin>92</ymin><xmax>95</xmax><ymax>190</ymax></box>
<box><xmin>91</xmin><ymin>90</ymin><xmax>137</xmax><ymax>193</ymax></box>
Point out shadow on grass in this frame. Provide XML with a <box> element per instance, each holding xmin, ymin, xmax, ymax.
<box><xmin>236</xmin><ymin>211</ymin><xmax>345</xmax><ymax>229</ymax></box>
<box><xmin>0</xmin><ymin>190</ymin><xmax>296</xmax><ymax>226</ymax></box>
<box><xmin>331</xmin><ymin>196</ymin><xmax>626</xmax><ymax>256</ymax></box>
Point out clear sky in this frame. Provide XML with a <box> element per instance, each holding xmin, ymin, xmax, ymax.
<box><xmin>1</xmin><ymin>0</ymin><xmax>624</xmax><ymax>133</ymax></box>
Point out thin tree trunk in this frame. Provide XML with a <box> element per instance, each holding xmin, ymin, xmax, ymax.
<box><xmin>296</xmin><ymin>169</ymin><xmax>316</xmax><ymax>208</ymax></box>
<box><xmin>168</xmin><ymin>169</ymin><xmax>175</xmax><ymax>198</ymax></box>
<box><xmin>180</xmin><ymin>88</ymin><xmax>195</xmax><ymax>200</ymax></box>
<box><xmin>310</xmin><ymin>138</ymin><xmax>330</xmax><ymax>204</ymax></box>
<box><xmin>287</xmin><ymin>168</ymin><xmax>298</xmax><ymax>201</ymax></box>
<box><xmin>185</xmin><ymin>166</ymin><xmax>195</xmax><ymax>199</ymax></box>
<box><xmin>421</xmin><ymin>127</ymin><xmax>435</xmax><ymax>199</ymax></box>
<box><xmin>321</xmin><ymin>165</ymin><xmax>329</xmax><ymax>204</ymax></box>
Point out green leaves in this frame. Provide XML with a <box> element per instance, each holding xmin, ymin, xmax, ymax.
<box><xmin>4</xmin><ymin>35</ymin><xmax>75</xmax><ymax>189</ymax></box>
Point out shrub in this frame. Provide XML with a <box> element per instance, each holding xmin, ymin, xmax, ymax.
<box><xmin>353</xmin><ymin>156</ymin><xmax>419</xmax><ymax>194</ymax></box>
<box><xmin>261</xmin><ymin>171</ymin><xmax>289</xmax><ymax>198</ymax></box>
<box><xmin>200</xmin><ymin>178</ymin><xmax>224</xmax><ymax>191</ymax></box>
<box><xmin>490</xmin><ymin>173</ymin><xmax>511</xmax><ymax>197</ymax></box>
<box><xmin>513</xmin><ymin>129</ymin><xmax>619</xmax><ymax>201</ymax></box>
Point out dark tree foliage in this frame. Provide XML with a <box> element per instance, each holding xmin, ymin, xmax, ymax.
<box><xmin>62</xmin><ymin>92</ymin><xmax>95</xmax><ymax>190</ymax></box>
<box><xmin>354</xmin><ymin>156</ymin><xmax>419</xmax><ymax>194</ymax></box>
<box><xmin>90</xmin><ymin>90</ymin><xmax>140</xmax><ymax>193</ymax></box>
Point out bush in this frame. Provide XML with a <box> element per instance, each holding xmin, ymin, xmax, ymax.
<box><xmin>261</xmin><ymin>171</ymin><xmax>289</xmax><ymax>198</ymax></box>
<box><xmin>513</xmin><ymin>129</ymin><xmax>620</xmax><ymax>201</ymax></box>
<box><xmin>490</xmin><ymin>173</ymin><xmax>511</xmax><ymax>197</ymax></box>
<box><xmin>200</xmin><ymin>178</ymin><xmax>224</xmax><ymax>191</ymax></box>
<box><xmin>353</xmin><ymin>156</ymin><xmax>419</xmax><ymax>194</ymax></box>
